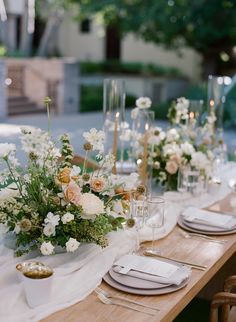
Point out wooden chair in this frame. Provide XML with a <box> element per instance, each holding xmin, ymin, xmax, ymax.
<box><xmin>210</xmin><ymin>275</ymin><xmax>236</xmax><ymax>322</ymax></box>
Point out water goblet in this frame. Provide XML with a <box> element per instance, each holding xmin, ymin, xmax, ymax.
<box><xmin>145</xmin><ymin>197</ymin><xmax>165</xmax><ymax>255</ymax></box>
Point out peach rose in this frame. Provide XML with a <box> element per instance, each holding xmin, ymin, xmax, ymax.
<box><xmin>165</xmin><ymin>161</ymin><xmax>178</xmax><ymax>174</ymax></box>
<box><xmin>90</xmin><ymin>177</ymin><xmax>106</xmax><ymax>192</ymax></box>
<box><xmin>169</xmin><ymin>154</ymin><xmax>181</xmax><ymax>165</ymax></box>
<box><xmin>64</xmin><ymin>180</ymin><xmax>81</xmax><ymax>206</ymax></box>
<box><xmin>57</xmin><ymin>167</ymin><xmax>71</xmax><ymax>184</ymax></box>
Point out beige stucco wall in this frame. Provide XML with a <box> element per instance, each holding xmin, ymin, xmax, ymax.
<box><xmin>58</xmin><ymin>15</ymin><xmax>202</xmax><ymax>82</ymax></box>
<box><xmin>122</xmin><ymin>34</ymin><xmax>202</xmax><ymax>82</ymax></box>
<box><xmin>5</xmin><ymin>0</ymin><xmax>24</xmax><ymax>15</ymax></box>
<box><xmin>57</xmin><ymin>14</ymin><xmax>104</xmax><ymax>61</ymax></box>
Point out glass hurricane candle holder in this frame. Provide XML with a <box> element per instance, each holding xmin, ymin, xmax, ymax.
<box><xmin>103</xmin><ymin>79</ymin><xmax>126</xmax><ymax>174</ymax></box>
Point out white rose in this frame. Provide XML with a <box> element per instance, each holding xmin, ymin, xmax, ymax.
<box><xmin>166</xmin><ymin>128</ymin><xmax>180</xmax><ymax>142</ymax></box>
<box><xmin>43</xmin><ymin>223</ymin><xmax>56</xmax><ymax>237</ymax></box>
<box><xmin>40</xmin><ymin>241</ymin><xmax>54</xmax><ymax>255</ymax></box>
<box><xmin>44</xmin><ymin>212</ymin><xmax>60</xmax><ymax>226</ymax></box>
<box><xmin>66</xmin><ymin>238</ymin><xmax>80</xmax><ymax>252</ymax></box>
<box><xmin>62</xmin><ymin>212</ymin><xmax>74</xmax><ymax>224</ymax></box>
<box><xmin>136</xmin><ymin>97</ymin><xmax>152</xmax><ymax>109</ymax></box>
<box><xmin>181</xmin><ymin>142</ymin><xmax>195</xmax><ymax>156</ymax></box>
<box><xmin>80</xmin><ymin>193</ymin><xmax>105</xmax><ymax>219</ymax></box>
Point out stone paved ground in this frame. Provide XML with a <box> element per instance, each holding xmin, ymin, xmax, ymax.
<box><xmin>0</xmin><ymin>112</ymin><xmax>235</xmax><ymax>161</ymax></box>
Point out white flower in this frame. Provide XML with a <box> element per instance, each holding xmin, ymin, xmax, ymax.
<box><xmin>166</xmin><ymin>128</ymin><xmax>180</xmax><ymax>142</ymax></box>
<box><xmin>40</xmin><ymin>241</ymin><xmax>54</xmax><ymax>255</ymax></box>
<box><xmin>66</xmin><ymin>237</ymin><xmax>80</xmax><ymax>252</ymax></box>
<box><xmin>80</xmin><ymin>193</ymin><xmax>105</xmax><ymax>219</ymax></box>
<box><xmin>99</xmin><ymin>153</ymin><xmax>115</xmax><ymax>171</ymax></box>
<box><xmin>44</xmin><ymin>212</ymin><xmax>60</xmax><ymax>227</ymax></box>
<box><xmin>191</xmin><ymin>151</ymin><xmax>210</xmax><ymax>171</ymax></box>
<box><xmin>0</xmin><ymin>143</ymin><xmax>16</xmax><ymax>158</ymax></box>
<box><xmin>163</xmin><ymin>142</ymin><xmax>182</xmax><ymax>157</ymax></box>
<box><xmin>159</xmin><ymin>171</ymin><xmax>167</xmax><ymax>183</ymax></box>
<box><xmin>136</xmin><ymin>97</ymin><xmax>152</xmax><ymax>109</ymax></box>
<box><xmin>70</xmin><ymin>165</ymin><xmax>81</xmax><ymax>177</ymax></box>
<box><xmin>43</xmin><ymin>223</ymin><xmax>56</xmax><ymax>237</ymax></box>
<box><xmin>20</xmin><ymin>127</ymin><xmax>61</xmax><ymax>163</ymax></box>
<box><xmin>180</xmin><ymin>142</ymin><xmax>195</xmax><ymax>156</ymax></box>
<box><xmin>83</xmin><ymin>128</ymin><xmax>105</xmax><ymax>153</ymax></box>
<box><xmin>62</xmin><ymin>212</ymin><xmax>74</xmax><ymax>224</ymax></box>
<box><xmin>176</xmin><ymin>97</ymin><xmax>189</xmax><ymax>112</ymax></box>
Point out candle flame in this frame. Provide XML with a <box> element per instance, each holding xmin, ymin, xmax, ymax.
<box><xmin>145</xmin><ymin>123</ymin><xmax>149</xmax><ymax>131</ymax></box>
<box><xmin>210</xmin><ymin>99</ymin><xmax>214</xmax><ymax>108</ymax></box>
<box><xmin>115</xmin><ymin>112</ymin><xmax>120</xmax><ymax>118</ymax></box>
<box><xmin>189</xmin><ymin>112</ymin><xmax>195</xmax><ymax>119</ymax></box>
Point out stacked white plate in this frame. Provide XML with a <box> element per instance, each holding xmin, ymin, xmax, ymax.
<box><xmin>103</xmin><ymin>254</ymin><xmax>191</xmax><ymax>295</ymax></box>
<box><xmin>178</xmin><ymin>207</ymin><xmax>236</xmax><ymax>236</ymax></box>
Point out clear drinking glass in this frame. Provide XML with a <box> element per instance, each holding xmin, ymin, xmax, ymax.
<box><xmin>177</xmin><ymin>166</ymin><xmax>201</xmax><ymax>195</ymax></box>
<box><xmin>145</xmin><ymin>197</ymin><xmax>165</xmax><ymax>254</ymax></box>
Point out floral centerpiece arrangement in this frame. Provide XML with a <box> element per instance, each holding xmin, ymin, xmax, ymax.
<box><xmin>129</xmin><ymin>96</ymin><xmax>214</xmax><ymax>191</ymax></box>
<box><xmin>148</xmin><ymin>127</ymin><xmax>214</xmax><ymax>190</ymax></box>
<box><xmin>0</xmin><ymin>127</ymin><xmax>139</xmax><ymax>256</ymax></box>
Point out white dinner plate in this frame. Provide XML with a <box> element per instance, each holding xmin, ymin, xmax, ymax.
<box><xmin>103</xmin><ymin>272</ymin><xmax>189</xmax><ymax>295</ymax></box>
<box><xmin>178</xmin><ymin>216</ymin><xmax>236</xmax><ymax>236</ymax></box>
<box><xmin>109</xmin><ymin>267</ymin><xmax>171</xmax><ymax>289</ymax></box>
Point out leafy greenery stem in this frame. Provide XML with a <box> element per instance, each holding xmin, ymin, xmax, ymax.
<box><xmin>83</xmin><ymin>151</ymin><xmax>88</xmax><ymax>175</ymax></box>
<box><xmin>5</xmin><ymin>159</ymin><xmax>25</xmax><ymax>199</ymax></box>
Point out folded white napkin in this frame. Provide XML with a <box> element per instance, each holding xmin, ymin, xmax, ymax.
<box><xmin>113</xmin><ymin>264</ymin><xmax>191</xmax><ymax>286</ymax></box>
<box><xmin>113</xmin><ymin>254</ymin><xmax>191</xmax><ymax>286</ymax></box>
<box><xmin>182</xmin><ymin>207</ymin><xmax>236</xmax><ymax>229</ymax></box>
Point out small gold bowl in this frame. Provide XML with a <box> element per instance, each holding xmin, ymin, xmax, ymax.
<box><xmin>16</xmin><ymin>261</ymin><xmax>45</xmax><ymax>273</ymax></box>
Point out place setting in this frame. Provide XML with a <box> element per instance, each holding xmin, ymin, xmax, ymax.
<box><xmin>102</xmin><ymin>253</ymin><xmax>192</xmax><ymax>296</ymax></box>
<box><xmin>178</xmin><ymin>206</ymin><xmax>236</xmax><ymax>236</ymax></box>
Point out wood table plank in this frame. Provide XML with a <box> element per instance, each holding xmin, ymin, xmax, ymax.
<box><xmin>42</xmin><ymin>226</ymin><xmax>236</xmax><ymax>322</ymax></box>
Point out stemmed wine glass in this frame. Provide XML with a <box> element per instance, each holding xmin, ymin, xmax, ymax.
<box><xmin>144</xmin><ymin>197</ymin><xmax>165</xmax><ymax>255</ymax></box>
<box><xmin>129</xmin><ymin>192</ymin><xmax>147</xmax><ymax>253</ymax></box>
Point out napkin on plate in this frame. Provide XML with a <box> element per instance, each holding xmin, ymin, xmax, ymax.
<box><xmin>182</xmin><ymin>207</ymin><xmax>236</xmax><ymax>229</ymax></box>
<box><xmin>113</xmin><ymin>254</ymin><xmax>191</xmax><ymax>286</ymax></box>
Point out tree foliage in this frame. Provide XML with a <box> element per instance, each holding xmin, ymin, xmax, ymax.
<box><xmin>73</xmin><ymin>0</ymin><xmax>236</xmax><ymax>75</ymax></box>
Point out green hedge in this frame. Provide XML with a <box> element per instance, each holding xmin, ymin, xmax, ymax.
<box><xmin>80</xmin><ymin>61</ymin><xmax>183</xmax><ymax>78</ymax></box>
<box><xmin>80</xmin><ymin>85</ymin><xmax>137</xmax><ymax>112</ymax></box>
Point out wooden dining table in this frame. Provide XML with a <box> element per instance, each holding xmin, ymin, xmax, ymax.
<box><xmin>42</xmin><ymin>221</ymin><xmax>236</xmax><ymax>322</ymax></box>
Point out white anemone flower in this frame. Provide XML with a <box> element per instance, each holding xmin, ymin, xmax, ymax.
<box><xmin>83</xmin><ymin>128</ymin><xmax>105</xmax><ymax>154</ymax></box>
<box><xmin>136</xmin><ymin>97</ymin><xmax>152</xmax><ymax>109</ymax></box>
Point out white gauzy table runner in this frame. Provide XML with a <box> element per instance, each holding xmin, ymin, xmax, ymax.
<box><xmin>0</xmin><ymin>162</ymin><xmax>235</xmax><ymax>322</ymax></box>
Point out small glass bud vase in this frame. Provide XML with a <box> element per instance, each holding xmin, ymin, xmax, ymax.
<box><xmin>177</xmin><ymin>165</ymin><xmax>207</xmax><ymax>196</ymax></box>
